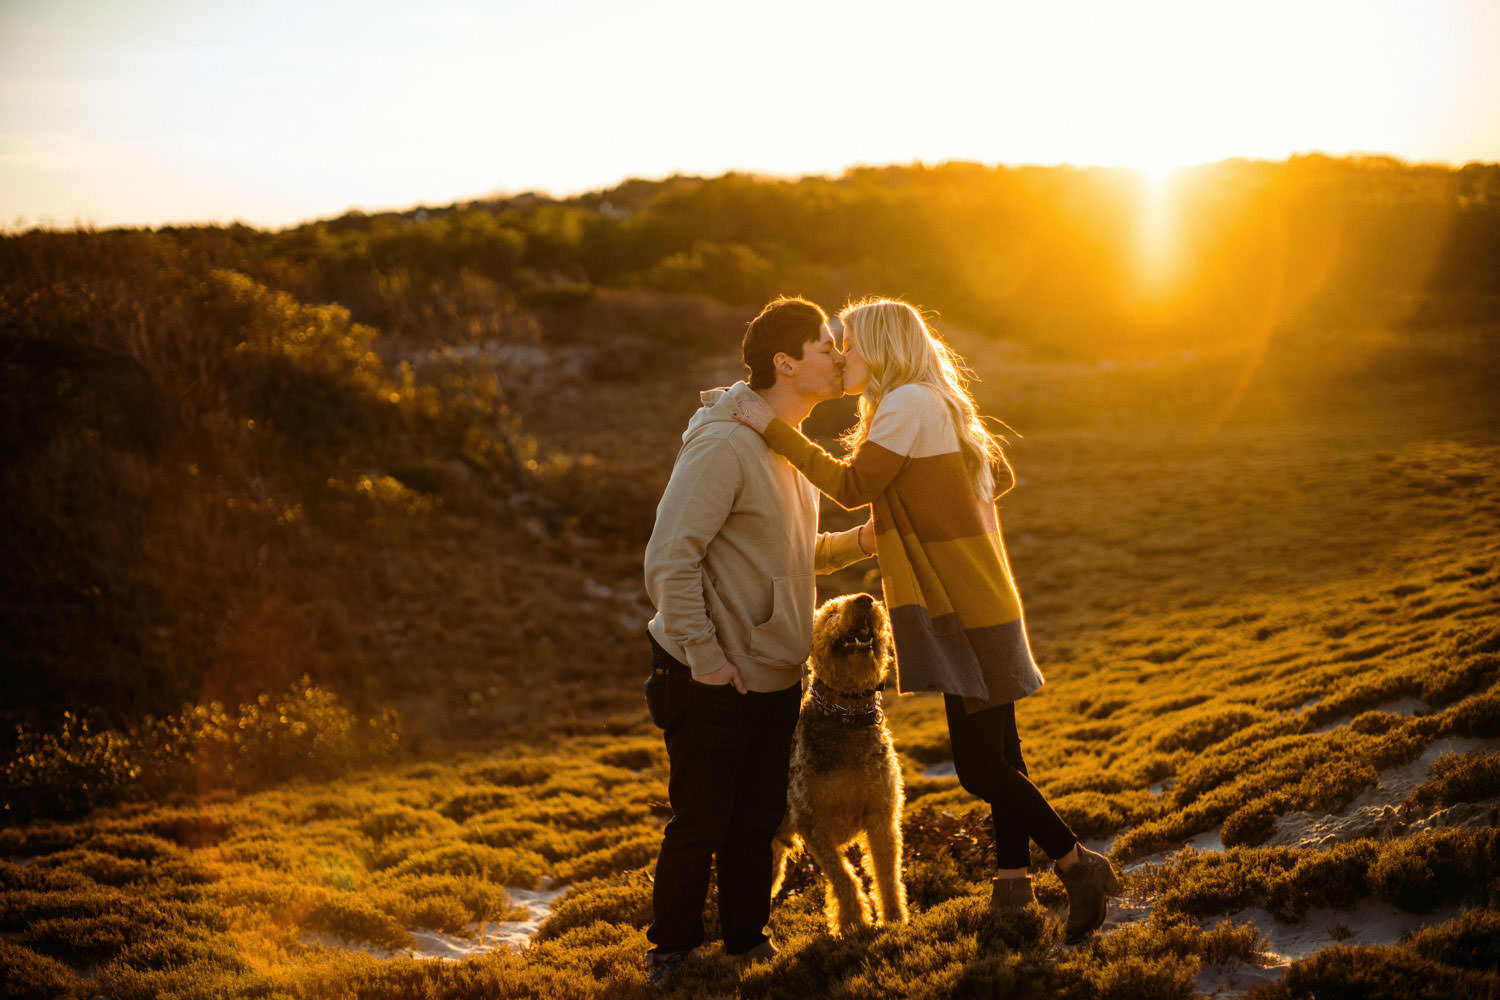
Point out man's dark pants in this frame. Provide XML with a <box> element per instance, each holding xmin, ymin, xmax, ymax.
<box><xmin>646</xmin><ymin>635</ymin><xmax>801</xmax><ymax>956</ymax></box>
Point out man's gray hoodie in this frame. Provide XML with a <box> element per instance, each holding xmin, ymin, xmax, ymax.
<box><xmin>645</xmin><ymin>382</ymin><xmax>868</xmax><ymax>692</ymax></box>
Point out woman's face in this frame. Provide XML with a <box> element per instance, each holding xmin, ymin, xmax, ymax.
<box><xmin>841</xmin><ymin>325</ymin><xmax>871</xmax><ymax>395</ymax></box>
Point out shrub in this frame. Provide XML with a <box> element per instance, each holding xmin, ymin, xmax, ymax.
<box><xmin>1221</xmin><ymin>800</ymin><xmax>1279</xmax><ymax>847</ymax></box>
<box><xmin>902</xmin><ymin>806</ymin><xmax>998</xmax><ymax>883</ymax></box>
<box><xmin>1262</xmin><ymin>943</ymin><xmax>1500</xmax><ymax>1000</ymax></box>
<box><xmin>1</xmin><ymin>714</ymin><xmax>141</xmax><ymax>820</ymax></box>
<box><xmin>1</xmin><ymin>678</ymin><xmax>399</xmax><ymax>823</ymax></box>
<box><xmin>1421</xmin><ymin>652</ymin><xmax>1500</xmax><ymax>707</ymax></box>
<box><xmin>384</xmin><ymin>843</ymin><xmax>547</xmax><ymax>888</ymax></box>
<box><xmin>1369</xmin><ymin>828</ymin><xmax>1500</xmax><ymax>912</ymax></box>
<box><xmin>1265</xmin><ymin>841</ymin><xmax>1378</xmax><ymax>920</ymax></box>
<box><xmin>1436</xmin><ymin>691</ymin><xmax>1500</xmax><ymax>738</ymax></box>
<box><xmin>303</xmin><ymin>894</ymin><xmax>413</xmax><ymax>950</ymax></box>
<box><xmin>1153</xmin><ymin>706</ymin><xmax>1267</xmax><ymax>754</ymax></box>
<box><xmin>439</xmin><ymin>786</ymin><xmax>525</xmax><ymax>823</ymax></box>
<box><xmin>1400</xmin><ymin>908</ymin><xmax>1500</xmax><ymax>971</ymax></box>
<box><xmin>595</xmin><ymin>744</ymin><xmax>660</xmax><ymax>772</ymax></box>
<box><xmin>21</xmin><ymin>913</ymin><xmax>132</xmax><ymax>962</ymax></box>
<box><xmin>533</xmin><ymin>880</ymin><xmax>653</xmax><ymax>941</ymax></box>
<box><xmin>903</xmin><ymin>855</ymin><xmax>978</xmax><ymax>912</ymax></box>
<box><xmin>558</xmin><ymin>832</ymin><xmax>659</xmax><ymax>884</ymax></box>
<box><xmin>0</xmin><ymin>939</ymin><xmax>86</xmax><ymax>1000</ymax></box>
<box><xmin>1407</xmin><ymin>750</ymin><xmax>1500</xmax><ymax>811</ymax></box>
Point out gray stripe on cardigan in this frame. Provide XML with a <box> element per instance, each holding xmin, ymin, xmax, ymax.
<box><xmin>889</xmin><ymin>605</ymin><xmax>1044</xmax><ymax>711</ymax></box>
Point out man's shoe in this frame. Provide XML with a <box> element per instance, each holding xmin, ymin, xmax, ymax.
<box><xmin>731</xmin><ymin>937</ymin><xmax>778</xmax><ymax>964</ymax></box>
<box><xmin>988</xmin><ymin>874</ymin><xmax>1036</xmax><ymax>913</ymax></box>
<box><xmin>646</xmin><ymin>947</ymin><xmax>692</xmax><ymax>986</ymax></box>
<box><xmin>1057</xmin><ymin>846</ymin><xmax>1122</xmax><ymax>944</ymax></box>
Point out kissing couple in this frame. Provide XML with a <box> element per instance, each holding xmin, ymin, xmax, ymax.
<box><xmin>640</xmin><ymin>295</ymin><xmax>1121</xmax><ymax>986</ymax></box>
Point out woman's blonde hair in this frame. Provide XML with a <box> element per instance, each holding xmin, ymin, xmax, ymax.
<box><xmin>838</xmin><ymin>298</ymin><xmax>1014</xmax><ymax>500</ymax></box>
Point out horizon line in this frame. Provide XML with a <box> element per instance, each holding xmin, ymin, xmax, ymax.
<box><xmin>7</xmin><ymin>148</ymin><xmax>1498</xmax><ymax>237</ymax></box>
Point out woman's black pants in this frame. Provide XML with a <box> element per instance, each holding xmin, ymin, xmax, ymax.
<box><xmin>945</xmin><ymin>694</ymin><xmax>1077</xmax><ymax>870</ymax></box>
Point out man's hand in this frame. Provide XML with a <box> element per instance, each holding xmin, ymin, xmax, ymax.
<box><xmin>858</xmin><ymin>515</ymin><xmax>876</xmax><ymax>555</ymax></box>
<box><xmin>695</xmin><ymin>660</ymin><xmax>748</xmax><ymax>694</ymax></box>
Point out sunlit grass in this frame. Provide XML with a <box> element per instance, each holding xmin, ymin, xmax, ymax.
<box><xmin>4</xmin><ymin>331</ymin><xmax>1497</xmax><ymax>996</ymax></box>
<box><xmin>3</xmin><ymin>203</ymin><xmax>1498</xmax><ymax>996</ymax></box>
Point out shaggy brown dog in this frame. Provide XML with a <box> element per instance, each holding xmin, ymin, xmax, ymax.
<box><xmin>771</xmin><ymin>593</ymin><xmax>907</xmax><ymax>932</ymax></box>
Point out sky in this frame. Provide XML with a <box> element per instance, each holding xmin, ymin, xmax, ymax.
<box><xmin>3</xmin><ymin>0</ymin><xmax>1499</xmax><ymax>231</ymax></box>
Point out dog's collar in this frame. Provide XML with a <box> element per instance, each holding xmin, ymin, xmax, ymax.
<box><xmin>807</xmin><ymin>680</ymin><xmax>882</xmax><ymax>726</ymax></box>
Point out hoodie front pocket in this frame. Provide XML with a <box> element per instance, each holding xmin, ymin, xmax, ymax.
<box><xmin>749</xmin><ymin>574</ymin><xmax>814</xmax><ymax>666</ymax></box>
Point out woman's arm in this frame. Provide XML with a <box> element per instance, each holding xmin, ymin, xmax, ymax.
<box><xmin>734</xmin><ymin>389</ymin><xmax>932</xmax><ymax>507</ymax></box>
<box><xmin>760</xmin><ymin>419</ymin><xmax>905</xmax><ymax>509</ymax></box>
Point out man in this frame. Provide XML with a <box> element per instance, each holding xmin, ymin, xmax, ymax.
<box><xmin>642</xmin><ymin>296</ymin><xmax>873</xmax><ymax>985</ymax></box>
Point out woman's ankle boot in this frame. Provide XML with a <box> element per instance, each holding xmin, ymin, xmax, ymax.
<box><xmin>1057</xmin><ymin>846</ymin><xmax>1121</xmax><ymax>943</ymax></box>
<box><xmin>988</xmin><ymin>874</ymin><xmax>1035</xmax><ymax>913</ymax></box>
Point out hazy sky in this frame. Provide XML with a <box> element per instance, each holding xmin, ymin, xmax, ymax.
<box><xmin>3</xmin><ymin>0</ymin><xmax>1498</xmax><ymax>230</ymax></box>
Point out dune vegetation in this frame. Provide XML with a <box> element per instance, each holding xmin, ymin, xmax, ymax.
<box><xmin>2</xmin><ymin>157</ymin><xmax>1498</xmax><ymax>999</ymax></box>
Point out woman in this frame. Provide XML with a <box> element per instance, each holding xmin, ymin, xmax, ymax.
<box><xmin>734</xmin><ymin>297</ymin><xmax>1120</xmax><ymax>943</ymax></box>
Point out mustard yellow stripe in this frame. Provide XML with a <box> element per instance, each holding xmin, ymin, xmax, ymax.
<box><xmin>873</xmin><ymin>528</ymin><xmax>917</xmax><ymax>609</ymax></box>
<box><xmin>874</xmin><ymin>529</ymin><xmax>1021</xmax><ymax>628</ymax></box>
<box><xmin>874</xmin><ymin>528</ymin><xmax>962</xmax><ymax>620</ymax></box>
<box><xmin>925</xmin><ymin>533</ymin><xmax>1023</xmax><ymax>626</ymax></box>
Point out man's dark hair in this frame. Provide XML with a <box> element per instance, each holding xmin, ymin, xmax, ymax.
<box><xmin>742</xmin><ymin>296</ymin><xmax>828</xmax><ymax>390</ymax></box>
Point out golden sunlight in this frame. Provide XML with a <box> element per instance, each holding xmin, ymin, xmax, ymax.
<box><xmin>1012</xmin><ymin>0</ymin><xmax>1313</xmax><ymax>172</ymax></box>
<box><xmin>1134</xmin><ymin>166</ymin><xmax>1183</xmax><ymax>295</ymax></box>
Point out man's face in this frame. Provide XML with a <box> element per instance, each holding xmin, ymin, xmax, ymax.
<box><xmin>783</xmin><ymin>323</ymin><xmax>845</xmax><ymax>401</ymax></box>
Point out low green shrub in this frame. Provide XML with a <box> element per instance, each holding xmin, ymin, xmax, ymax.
<box><xmin>1399</xmin><ymin>908</ymin><xmax>1500</xmax><ymax>971</ymax></box>
<box><xmin>1436</xmin><ymin>690</ymin><xmax>1500</xmax><ymax>738</ymax></box>
<box><xmin>1259</xmin><ymin>942</ymin><xmax>1500</xmax><ymax>1000</ymax></box>
<box><xmin>359</xmin><ymin>805</ymin><xmax>459</xmax><ymax>845</ymax></box>
<box><xmin>533</xmin><ymin>880</ymin><xmax>653</xmax><ymax>941</ymax></box>
<box><xmin>1137</xmin><ymin>829</ymin><xmax>1500</xmax><ymax>922</ymax></box>
<box><xmin>903</xmin><ymin>855</ymin><xmax>978</xmax><ymax>912</ymax></box>
<box><xmin>384</xmin><ymin>842</ymin><xmax>547</xmax><ymax>888</ymax></box>
<box><xmin>1265</xmin><ymin>842</ymin><xmax>1379</xmax><ymax>920</ymax></box>
<box><xmin>0</xmin><ymin>939</ymin><xmax>86</xmax><ymax>1000</ymax></box>
<box><xmin>21</xmin><ymin>912</ymin><xmax>133</xmax><ymax>962</ymax></box>
<box><xmin>2</xmin><ymin>677</ymin><xmax>399</xmax><ymax>823</ymax></box>
<box><xmin>1406</xmin><ymin>750</ymin><xmax>1500</xmax><ymax>811</ymax></box>
<box><xmin>1368</xmin><ymin>828</ymin><xmax>1500</xmax><ymax>912</ymax></box>
<box><xmin>1421</xmin><ymin>652</ymin><xmax>1500</xmax><ymax>707</ymax></box>
<box><xmin>304</xmin><ymin>893</ymin><xmax>413</xmax><ymax>950</ymax></box>
<box><xmin>1154</xmin><ymin>705</ymin><xmax>1268</xmax><ymax>754</ymax></box>
<box><xmin>557</xmin><ymin>832</ymin><xmax>658</xmax><ymax>884</ymax></box>
<box><xmin>901</xmin><ymin>805</ymin><xmax>998</xmax><ymax>883</ymax></box>
<box><xmin>1221</xmin><ymin>800</ymin><xmax>1279</xmax><ymax>847</ymax></box>
<box><xmin>595</xmin><ymin>743</ymin><xmax>660</xmax><ymax>772</ymax></box>
<box><xmin>1</xmin><ymin>714</ymin><xmax>141</xmax><ymax>820</ymax></box>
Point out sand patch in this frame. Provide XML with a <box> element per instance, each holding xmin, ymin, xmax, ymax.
<box><xmin>1307</xmin><ymin>696</ymin><xmax>1429</xmax><ymax>734</ymax></box>
<box><xmin>1247</xmin><ymin>898</ymin><xmax>1461</xmax><ymax>964</ymax></box>
<box><xmin>1267</xmin><ymin>735</ymin><xmax>1500</xmax><ymax>849</ymax></box>
<box><xmin>301</xmin><ymin>881</ymin><xmax>569</xmax><ymax>961</ymax></box>
<box><xmin>1195</xmin><ymin>961</ymin><xmax>1285</xmax><ymax>999</ymax></box>
<box><xmin>1190</xmin><ymin>899</ymin><xmax>1467</xmax><ymax>998</ymax></box>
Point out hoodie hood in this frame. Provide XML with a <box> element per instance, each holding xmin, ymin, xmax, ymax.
<box><xmin>683</xmin><ymin>381</ymin><xmax>758</xmax><ymax>443</ymax></box>
<box><xmin>645</xmin><ymin>377</ymin><xmax>870</xmax><ymax>689</ymax></box>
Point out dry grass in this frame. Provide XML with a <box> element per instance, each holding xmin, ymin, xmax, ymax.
<box><xmin>4</xmin><ymin>314</ymin><xmax>1498</xmax><ymax>997</ymax></box>
<box><xmin>3</xmin><ymin>214</ymin><xmax>1499</xmax><ymax>997</ymax></box>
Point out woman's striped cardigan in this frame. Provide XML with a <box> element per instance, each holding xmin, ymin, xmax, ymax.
<box><xmin>763</xmin><ymin>383</ymin><xmax>1043</xmax><ymax>709</ymax></box>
